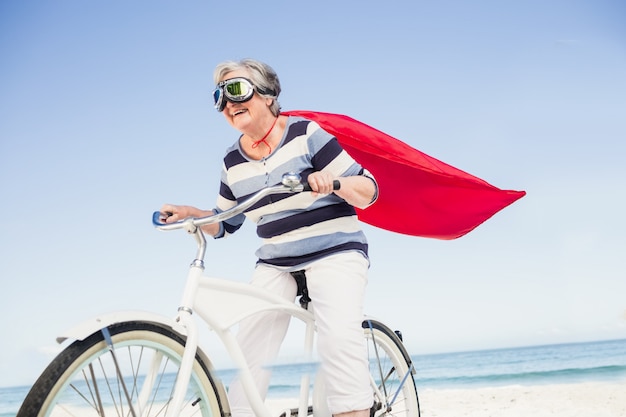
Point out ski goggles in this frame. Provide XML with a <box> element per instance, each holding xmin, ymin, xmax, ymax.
<box><xmin>212</xmin><ymin>77</ymin><xmax>257</xmax><ymax>112</ymax></box>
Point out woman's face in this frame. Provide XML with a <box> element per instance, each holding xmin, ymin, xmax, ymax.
<box><xmin>220</xmin><ymin>69</ymin><xmax>272</xmax><ymax>131</ymax></box>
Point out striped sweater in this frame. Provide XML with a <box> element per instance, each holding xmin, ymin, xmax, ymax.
<box><xmin>214</xmin><ymin>116</ymin><xmax>377</xmax><ymax>268</ymax></box>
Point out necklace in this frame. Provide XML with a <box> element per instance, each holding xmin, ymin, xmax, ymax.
<box><xmin>251</xmin><ymin>117</ymin><xmax>278</xmax><ymax>154</ymax></box>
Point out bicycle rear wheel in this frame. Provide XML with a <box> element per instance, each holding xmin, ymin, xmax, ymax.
<box><xmin>17</xmin><ymin>321</ymin><xmax>227</xmax><ymax>417</ymax></box>
<box><xmin>363</xmin><ymin>319</ymin><xmax>420</xmax><ymax>417</ymax></box>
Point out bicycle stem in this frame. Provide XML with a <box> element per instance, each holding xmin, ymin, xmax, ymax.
<box><xmin>191</xmin><ymin>227</ymin><xmax>207</xmax><ymax>265</ymax></box>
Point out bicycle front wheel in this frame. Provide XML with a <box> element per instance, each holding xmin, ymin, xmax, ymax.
<box><xmin>17</xmin><ymin>321</ymin><xmax>227</xmax><ymax>417</ymax></box>
<box><xmin>363</xmin><ymin>319</ymin><xmax>420</xmax><ymax>417</ymax></box>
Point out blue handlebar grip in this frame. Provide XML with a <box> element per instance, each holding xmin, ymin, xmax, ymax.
<box><xmin>152</xmin><ymin>211</ymin><xmax>168</xmax><ymax>226</ymax></box>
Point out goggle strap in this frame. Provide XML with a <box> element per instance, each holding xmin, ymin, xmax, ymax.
<box><xmin>256</xmin><ymin>86</ymin><xmax>277</xmax><ymax>97</ymax></box>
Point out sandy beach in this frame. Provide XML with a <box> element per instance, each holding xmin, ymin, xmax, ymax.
<box><xmin>267</xmin><ymin>381</ymin><xmax>626</xmax><ymax>417</ymax></box>
<box><xmin>417</xmin><ymin>381</ymin><xmax>626</xmax><ymax>417</ymax></box>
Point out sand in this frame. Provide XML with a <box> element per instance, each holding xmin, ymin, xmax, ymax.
<box><xmin>267</xmin><ymin>381</ymin><xmax>626</xmax><ymax>417</ymax></box>
<box><xmin>417</xmin><ymin>382</ymin><xmax>626</xmax><ymax>417</ymax></box>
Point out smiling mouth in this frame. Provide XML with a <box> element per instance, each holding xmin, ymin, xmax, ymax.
<box><xmin>232</xmin><ymin>109</ymin><xmax>247</xmax><ymax>116</ymax></box>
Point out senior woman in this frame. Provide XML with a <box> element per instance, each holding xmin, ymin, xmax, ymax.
<box><xmin>161</xmin><ymin>58</ymin><xmax>378</xmax><ymax>417</ymax></box>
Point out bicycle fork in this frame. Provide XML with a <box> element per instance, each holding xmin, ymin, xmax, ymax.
<box><xmin>164</xmin><ymin>260</ymin><xmax>204</xmax><ymax>417</ymax></box>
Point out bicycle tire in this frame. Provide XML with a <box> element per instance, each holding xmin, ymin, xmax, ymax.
<box><xmin>16</xmin><ymin>320</ymin><xmax>227</xmax><ymax>417</ymax></box>
<box><xmin>363</xmin><ymin>319</ymin><xmax>420</xmax><ymax>417</ymax></box>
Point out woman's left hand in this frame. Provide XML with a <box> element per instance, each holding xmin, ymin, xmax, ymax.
<box><xmin>307</xmin><ymin>171</ymin><xmax>336</xmax><ymax>195</ymax></box>
<box><xmin>307</xmin><ymin>171</ymin><xmax>377</xmax><ymax>209</ymax></box>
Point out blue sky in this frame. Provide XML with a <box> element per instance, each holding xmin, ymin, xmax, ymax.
<box><xmin>1</xmin><ymin>1</ymin><xmax>625</xmax><ymax>388</ymax></box>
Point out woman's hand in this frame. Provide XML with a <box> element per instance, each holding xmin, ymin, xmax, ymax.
<box><xmin>159</xmin><ymin>204</ymin><xmax>219</xmax><ymax>236</ymax></box>
<box><xmin>307</xmin><ymin>172</ymin><xmax>377</xmax><ymax>209</ymax></box>
<box><xmin>159</xmin><ymin>204</ymin><xmax>202</xmax><ymax>223</ymax></box>
<box><xmin>306</xmin><ymin>171</ymin><xmax>336</xmax><ymax>195</ymax></box>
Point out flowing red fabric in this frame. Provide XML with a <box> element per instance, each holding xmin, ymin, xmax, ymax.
<box><xmin>282</xmin><ymin>110</ymin><xmax>526</xmax><ymax>239</ymax></box>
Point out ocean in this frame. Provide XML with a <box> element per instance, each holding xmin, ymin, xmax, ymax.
<box><xmin>2</xmin><ymin>338</ymin><xmax>625</xmax><ymax>416</ymax></box>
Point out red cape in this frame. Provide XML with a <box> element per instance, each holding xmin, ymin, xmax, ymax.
<box><xmin>283</xmin><ymin>110</ymin><xmax>526</xmax><ymax>239</ymax></box>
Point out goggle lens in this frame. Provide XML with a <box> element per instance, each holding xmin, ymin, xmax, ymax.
<box><xmin>213</xmin><ymin>78</ymin><xmax>256</xmax><ymax>112</ymax></box>
<box><xmin>226</xmin><ymin>80</ymin><xmax>251</xmax><ymax>97</ymax></box>
<box><xmin>213</xmin><ymin>89</ymin><xmax>222</xmax><ymax>108</ymax></box>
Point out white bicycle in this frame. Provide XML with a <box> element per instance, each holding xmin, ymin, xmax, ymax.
<box><xmin>17</xmin><ymin>173</ymin><xmax>420</xmax><ymax>417</ymax></box>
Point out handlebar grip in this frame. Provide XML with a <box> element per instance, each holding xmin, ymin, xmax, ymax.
<box><xmin>152</xmin><ymin>211</ymin><xmax>170</xmax><ymax>226</ymax></box>
<box><xmin>301</xmin><ymin>179</ymin><xmax>341</xmax><ymax>192</ymax></box>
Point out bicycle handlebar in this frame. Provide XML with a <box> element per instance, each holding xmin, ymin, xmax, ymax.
<box><xmin>152</xmin><ymin>172</ymin><xmax>340</xmax><ymax>232</ymax></box>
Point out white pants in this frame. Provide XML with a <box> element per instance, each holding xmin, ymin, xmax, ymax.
<box><xmin>228</xmin><ymin>251</ymin><xmax>372</xmax><ymax>416</ymax></box>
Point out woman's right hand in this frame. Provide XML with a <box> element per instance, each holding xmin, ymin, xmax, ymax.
<box><xmin>159</xmin><ymin>204</ymin><xmax>220</xmax><ymax>236</ymax></box>
<box><xmin>159</xmin><ymin>204</ymin><xmax>212</xmax><ymax>224</ymax></box>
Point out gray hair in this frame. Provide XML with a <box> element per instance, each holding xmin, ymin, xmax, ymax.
<box><xmin>213</xmin><ymin>58</ymin><xmax>282</xmax><ymax>116</ymax></box>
